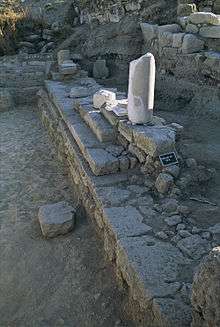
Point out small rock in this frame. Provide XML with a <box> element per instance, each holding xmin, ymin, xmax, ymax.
<box><xmin>201</xmin><ymin>231</ymin><xmax>212</xmax><ymax>240</ymax></box>
<box><xmin>163</xmin><ymin>165</ymin><xmax>180</xmax><ymax>178</ymax></box>
<box><xmin>176</xmin><ymin>223</ymin><xmax>186</xmax><ymax>231</ymax></box>
<box><xmin>93</xmin><ymin>89</ymin><xmax>116</xmax><ymax>109</ymax></box>
<box><xmin>171</xmin><ymin>234</ymin><xmax>182</xmax><ymax>243</ymax></box>
<box><xmin>165</xmin><ymin>230</ymin><xmax>175</xmax><ymax>237</ymax></box>
<box><xmin>209</xmin><ymin>223</ymin><xmax>220</xmax><ymax>243</ymax></box>
<box><xmin>155</xmin><ymin>173</ymin><xmax>174</xmax><ymax>194</ymax></box>
<box><xmin>156</xmin><ymin>231</ymin><xmax>169</xmax><ymax>240</ymax></box>
<box><xmin>178</xmin><ymin>205</ymin><xmax>191</xmax><ymax>216</ymax></box>
<box><xmin>162</xmin><ymin>199</ymin><xmax>179</xmax><ymax>213</ymax></box>
<box><xmin>165</xmin><ymin>215</ymin><xmax>182</xmax><ymax>226</ymax></box>
<box><xmin>38</xmin><ymin>201</ymin><xmax>76</xmax><ymax>238</ymax></box>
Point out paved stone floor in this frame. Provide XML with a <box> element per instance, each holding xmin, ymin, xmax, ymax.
<box><xmin>0</xmin><ymin>107</ymin><xmax>133</xmax><ymax>327</ymax></box>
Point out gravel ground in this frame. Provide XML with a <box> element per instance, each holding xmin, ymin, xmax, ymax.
<box><xmin>0</xmin><ymin>107</ymin><xmax>134</xmax><ymax>327</ymax></box>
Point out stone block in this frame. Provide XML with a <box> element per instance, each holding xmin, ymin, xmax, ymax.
<box><xmin>140</xmin><ymin>23</ymin><xmax>158</xmax><ymax>42</ymax></box>
<box><xmin>189</xmin><ymin>12</ymin><xmax>220</xmax><ymax>25</ymax></box>
<box><xmin>155</xmin><ymin>173</ymin><xmax>174</xmax><ymax>194</ymax></box>
<box><xmin>185</xmin><ymin>23</ymin><xmax>199</xmax><ymax>34</ymax></box>
<box><xmin>158</xmin><ymin>24</ymin><xmax>182</xmax><ymax>34</ymax></box>
<box><xmin>38</xmin><ymin>201</ymin><xmax>76</xmax><ymax>238</ymax></box>
<box><xmin>118</xmin><ymin>120</ymin><xmax>133</xmax><ymax>142</ymax></box>
<box><xmin>128</xmin><ymin>144</ymin><xmax>146</xmax><ymax>163</ymax></box>
<box><xmin>172</xmin><ymin>33</ymin><xmax>185</xmax><ymax>48</ymax></box>
<box><xmin>59</xmin><ymin>61</ymin><xmax>78</xmax><ymax>75</ymax></box>
<box><xmin>85</xmin><ymin>148</ymin><xmax>119</xmax><ymax>176</ymax></box>
<box><xmin>93</xmin><ymin>89</ymin><xmax>116</xmax><ymax>109</ymax></box>
<box><xmin>69</xmin><ymin>86</ymin><xmax>90</xmax><ymax>98</ymax></box>
<box><xmin>159</xmin><ymin>32</ymin><xmax>174</xmax><ymax>47</ymax></box>
<box><xmin>177</xmin><ymin>4</ymin><xmax>197</xmax><ymax>16</ymax></box>
<box><xmin>182</xmin><ymin>34</ymin><xmax>204</xmax><ymax>53</ymax></box>
<box><xmin>199</xmin><ymin>25</ymin><xmax>220</xmax><ymax>38</ymax></box>
<box><xmin>133</xmin><ymin>126</ymin><xmax>176</xmax><ymax>157</ymax></box>
<box><xmin>177</xmin><ymin>235</ymin><xmax>211</xmax><ymax>260</ymax></box>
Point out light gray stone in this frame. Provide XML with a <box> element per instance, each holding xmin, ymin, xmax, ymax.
<box><xmin>172</xmin><ymin>33</ymin><xmax>185</xmax><ymax>48</ymax></box>
<box><xmin>103</xmin><ymin>206</ymin><xmax>152</xmax><ymax>238</ymax></box>
<box><xmin>38</xmin><ymin>201</ymin><xmax>76</xmax><ymax>238</ymax></box>
<box><xmin>191</xmin><ymin>247</ymin><xmax>220</xmax><ymax>327</ymax></box>
<box><xmin>0</xmin><ymin>89</ymin><xmax>14</xmax><ymax>112</ymax></box>
<box><xmin>96</xmin><ymin>186</ymin><xmax>130</xmax><ymax>206</ymax></box>
<box><xmin>182</xmin><ymin>34</ymin><xmax>204</xmax><ymax>54</ymax></box>
<box><xmin>199</xmin><ymin>25</ymin><xmax>220</xmax><ymax>38</ymax></box>
<box><xmin>69</xmin><ymin>86</ymin><xmax>90</xmax><ymax>98</ymax></box>
<box><xmin>158</xmin><ymin>24</ymin><xmax>182</xmax><ymax>34</ymax></box>
<box><xmin>59</xmin><ymin>61</ymin><xmax>78</xmax><ymax>75</ymax></box>
<box><xmin>177</xmin><ymin>235</ymin><xmax>211</xmax><ymax>259</ymax></box>
<box><xmin>127</xmin><ymin>53</ymin><xmax>155</xmax><ymax>124</ymax></box>
<box><xmin>155</xmin><ymin>173</ymin><xmax>174</xmax><ymax>194</ymax></box>
<box><xmin>162</xmin><ymin>199</ymin><xmax>179</xmax><ymax>213</ymax></box>
<box><xmin>133</xmin><ymin>125</ymin><xmax>176</xmax><ymax>157</ymax></box>
<box><xmin>185</xmin><ymin>23</ymin><xmax>199</xmax><ymax>34</ymax></box>
<box><xmin>128</xmin><ymin>144</ymin><xmax>146</xmax><ymax>163</ymax></box>
<box><xmin>189</xmin><ymin>12</ymin><xmax>220</xmax><ymax>25</ymax></box>
<box><xmin>140</xmin><ymin>23</ymin><xmax>158</xmax><ymax>42</ymax></box>
<box><xmin>156</xmin><ymin>231</ymin><xmax>169</xmax><ymax>240</ymax></box>
<box><xmin>85</xmin><ymin>148</ymin><xmax>119</xmax><ymax>176</ymax></box>
<box><xmin>178</xmin><ymin>230</ymin><xmax>192</xmax><ymax>238</ymax></box>
<box><xmin>163</xmin><ymin>165</ymin><xmax>180</xmax><ymax>178</ymax></box>
<box><xmin>165</xmin><ymin>215</ymin><xmax>182</xmax><ymax>227</ymax></box>
<box><xmin>93</xmin><ymin>89</ymin><xmax>116</xmax><ymax>109</ymax></box>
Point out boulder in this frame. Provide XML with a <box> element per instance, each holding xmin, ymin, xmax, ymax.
<box><xmin>38</xmin><ymin>201</ymin><xmax>76</xmax><ymax>238</ymax></box>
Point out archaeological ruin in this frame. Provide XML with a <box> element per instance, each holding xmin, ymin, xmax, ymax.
<box><xmin>0</xmin><ymin>0</ymin><xmax>220</xmax><ymax>326</ymax></box>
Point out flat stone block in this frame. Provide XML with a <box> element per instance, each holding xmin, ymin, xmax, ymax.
<box><xmin>133</xmin><ymin>126</ymin><xmax>176</xmax><ymax>157</ymax></box>
<box><xmin>140</xmin><ymin>23</ymin><xmax>158</xmax><ymax>42</ymax></box>
<box><xmin>59</xmin><ymin>61</ymin><xmax>78</xmax><ymax>75</ymax></box>
<box><xmin>117</xmin><ymin>235</ymin><xmax>190</xmax><ymax>303</ymax></box>
<box><xmin>84</xmin><ymin>110</ymin><xmax>116</xmax><ymax>143</ymax></box>
<box><xmin>182</xmin><ymin>34</ymin><xmax>204</xmax><ymax>53</ymax></box>
<box><xmin>38</xmin><ymin>201</ymin><xmax>76</xmax><ymax>238</ymax></box>
<box><xmin>103</xmin><ymin>206</ymin><xmax>152</xmax><ymax>238</ymax></box>
<box><xmin>177</xmin><ymin>235</ymin><xmax>211</xmax><ymax>260</ymax></box>
<box><xmin>189</xmin><ymin>12</ymin><xmax>220</xmax><ymax>25</ymax></box>
<box><xmin>85</xmin><ymin>148</ymin><xmax>119</xmax><ymax>176</ymax></box>
<box><xmin>199</xmin><ymin>25</ymin><xmax>220</xmax><ymax>38</ymax></box>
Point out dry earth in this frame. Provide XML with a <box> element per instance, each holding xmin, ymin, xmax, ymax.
<box><xmin>0</xmin><ymin>107</ymin><xmax>134</xmax><ymax>327</ymax></box>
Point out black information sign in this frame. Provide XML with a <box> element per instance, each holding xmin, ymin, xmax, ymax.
<box><xmin>159</xmin><ymin>152</ymin><xmax>178</xmax><ymax>167</ymax></box>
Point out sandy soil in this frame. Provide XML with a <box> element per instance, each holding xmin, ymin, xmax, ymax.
<box><xmin>0</xmin><ymin>108</ymin><xmax>134</xmax><ymax>327</ymax></box>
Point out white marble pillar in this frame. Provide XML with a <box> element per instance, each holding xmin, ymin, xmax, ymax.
<box><xmin>127</xmin><ymin>53</ymin><xmax>155</xmax><ymax>124</ymax></box>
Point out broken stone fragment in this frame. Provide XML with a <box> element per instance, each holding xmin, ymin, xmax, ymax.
<box><xmin>38</xmin><ymin>201</ymin><xmax>76</xmax><ymax>238</ymax></box>
<box><xmin>57</xmin><ymin>49</ymin><xmax>70</xmax><ymax>65</ymax></box>
<box><xmin>93</xmin><ymin>89</ymin><xmax>116</xmax><ymax>109</ymax></box>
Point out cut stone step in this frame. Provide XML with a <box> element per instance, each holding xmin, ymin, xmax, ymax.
<box><xmin>75</xmin><ymin>99</ymin><xmax>116</xmax><ymax>142</ymax></box>
<box><xmin>45</xmin><ymin>80</ymin><xmax>132</xmax><ymax>176</ymax></box>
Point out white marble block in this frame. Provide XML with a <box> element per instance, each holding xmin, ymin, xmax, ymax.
<box><xmin>93</xmin><ymin>89</ymin><xmax>116</xmax><ymax>109</ymax></box>
<box><xmin>127</xmin><ymin>53</ymin><xmax>155</xmax><ymax>124</ymax></box>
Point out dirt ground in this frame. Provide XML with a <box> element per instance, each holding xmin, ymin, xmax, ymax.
<box><xmin>0</xmin><ymin>107</ymin><xmax>134</xmax><ymax>327</ymax></box>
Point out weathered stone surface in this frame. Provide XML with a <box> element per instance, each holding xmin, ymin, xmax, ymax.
<box><xmin>93</xmin><ymin>89</ymin><xmax>116</xmax><ymax>109</ymax></box>
<box><xmin>200</xmin><ymin>25</ymin><xmax>220</xmax><ymax>38</ymax></box>
<box><xmin>127</xmin><ymin>53</ymin><xmax>155</xmax><ymax>124</ymax></box>
<box><xmin>155</xmin><ymin>173</ymin><xmax>174</xmax><ymax>194</ymax></box>
<box><xmin>128</xmin><ymin>144</ymin><xmax>146</xmax><ymax>163</ymax></box>
<box><xmin>140</xmin><ymin>23</ymin><xmax>158</xmax><ymax>42</ymax></box>
<box><xmin>85</xmin><ymin>148</ymin><xmax>119</xmax><ymax>176</ymax></box>
<box><xmin>158</xmin><ymin>24</ymin><xmax>182</xmax><ymax>34</ymax></box>
<box><xmin>172</xmin><ymin>33</ymin><xmax>185</xmax><ymax>48</ymax></box>
<box><xmin>69</xmin><ymin>86</ymin><xmax>90</xmax><ymax>98</ymax></box>
<box><xmin>83</xmin><ymin>110</ymin><xmax>116</xmax><ymax>142</ymax></box>
<box><xmin>189</xmin><ymin>12</ymin><xmax>220</xmax><ymax>25</ymax></box>
<box><xmin>103</xmin><ymin>206</ymin><xmax>152</xmax><ymax>238</ymax></box>
<box><xmin>38</xmin><ymin>201</ymin><xmax>76</xmax><ymax>238</ymax></box>
<box><xmin>117</xmin><ymin>235</ymin><xmax>190</xmax><ymax>306</ymax></box>
<box><xmin>182</xmin><ymin>34</ymin><xmax>205</xmax><ymax>53</ymax></box>
<box><xmin>96</xmin><ymin>186</ymin><xmax>130</xmax><ymax>207</ymax></box>
<box><xmin>133</xmin><ymin>126</ymin><xmax>176</xmax><ymax>157</ymax></box>
<box><xmin>165</xmin><ymin>215</ymin><xmax>182</xmax><ymax>227</ymax></box>
<box><xmin>93</xmin><ymin>59</ymin><xmax>109</xmax><ymax>79</ymax></box>
<box><xmin>191</xmin><ymin>247</ymin><xmax>220</xmax><ymax>327</ymax></box>
<box><xmin>177</xmin><ymin>235</ymin><xmax>211</xmax><ymax>259</ymax></box>
<box><xmin>59</xmin><ymin>61</ymin><xmax>78</xmax><ymax>75</ymax></box>
<box><xmin>177</xmin><ymin>4</ymin><xmax>197</xmax><ymax>16</ymax></box>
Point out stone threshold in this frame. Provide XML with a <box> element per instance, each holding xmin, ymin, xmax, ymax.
<box><xmin>37</xmin><ymin>81</ymin><xmax>194</xmax><ymax>327</ymax></box>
